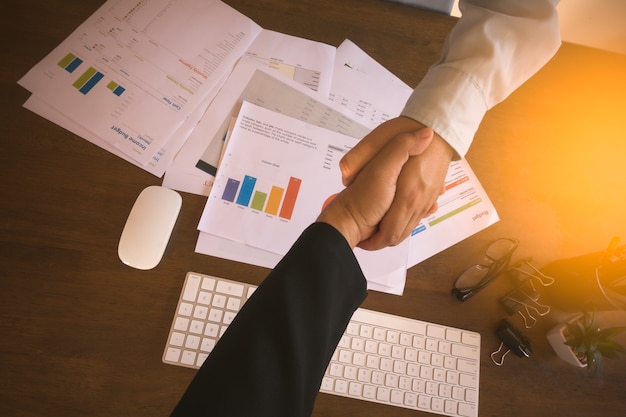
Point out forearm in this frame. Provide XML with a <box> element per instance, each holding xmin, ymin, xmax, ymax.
<box><xmin>170</xmin><ymin>223</ymin><xmax>368</xmax><ymax>417</ymax></box>
<box><xmin>402</xmin><ymin>0</ymin><xmax>561</xmax><ymax>157</ymax></box>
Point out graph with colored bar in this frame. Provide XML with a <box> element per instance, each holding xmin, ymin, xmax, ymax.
<box><xmin>57</xmin><ymin>52</ymin><xmax>125</xmax><ymax>96</ymax></box>
<box><xmin>221</xmin><ymin>175</ymin><xmax>302</xmax><ymax>221</ymax></box>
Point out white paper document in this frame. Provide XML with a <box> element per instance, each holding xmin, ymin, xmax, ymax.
<box><xmin>162</xmin><ymin>27</ymin><xmax>338</xmax><ymax>194</ymax></box>
<box><xmin>407</xmin><ymin>159</ymin><xmax>499</xmax><ymax>267</ymax></box>
<box><xmin>162</xmin><ymin>59</ymin><xmax>369</xmax><ymax>195</ymax></box>
<box><xmin>19</xmin><ymin>0</ymin><xmax>262</xmax><ymax>174</ymax></box>
<box><xmin>198</xmin><ymin>101</ymin><xmax>410</xmax><ymax>294</ymax></box>
<box><xmin>329</xmin><ymin>40</ymin><xmax>413</xmax><ymax>126</ymax></box>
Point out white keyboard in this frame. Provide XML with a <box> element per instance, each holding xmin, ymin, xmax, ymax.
<box><xmin>163</xmin><ymin>272</ymin><xmax>481</xmax><ymax>417</ymax></box>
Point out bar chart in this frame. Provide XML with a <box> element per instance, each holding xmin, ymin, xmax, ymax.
<box><xmin>57</xmin><ymin>52</ymin><xmax>125</xmax><ymax>96</ymax></box>
<box><xmin>221</xmin><ymin>174</ymin><xmax>302</xmax><ymax>220</ymax></box>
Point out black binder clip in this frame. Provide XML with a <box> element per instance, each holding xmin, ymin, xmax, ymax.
<box><xmin>490</xmin><ymin>319</ymin><xmax>533</xmax><ymax>366</ymax></box>
<box><xmin>500</xmin><ymin>282</ymin><xmax>551</xmax><ymax>328</ymax></box>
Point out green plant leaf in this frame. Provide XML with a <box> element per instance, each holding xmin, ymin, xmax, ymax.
<box><xmin>591</xmin><ymin>350</ymin><xmax>603</xmax><ymax>374</ymax></box>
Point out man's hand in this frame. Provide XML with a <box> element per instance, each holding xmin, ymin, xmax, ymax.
<box><xmin>317</xmin><ymin>127</ymin><xmax>434</xmax><ymax>250</ymax></box>
<box><xmin>338</xmin><ymin>116</ymin><xmax>454</xmax><ymax>248</ymax></box>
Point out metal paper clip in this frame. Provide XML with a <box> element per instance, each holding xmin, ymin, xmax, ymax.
<box><xmin>500</xmin><ymin>284</ymin><xmax>551</xmax><ymax>328</ymax></box>
<box><xmin>508</xmin><ymin>257</ymin><xmax>555</xmax><ymax>287</ymax></box>
<box><xmin>491</xmin><ymin>319</ymin><xmax>533</xmax><ymax>366</ymax></box>
<box><xmin>501</xmin><ymin>296</ymin><xmax>537</xmax><ymax>328</ymax></box>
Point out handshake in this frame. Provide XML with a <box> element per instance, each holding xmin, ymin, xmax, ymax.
<box><xmin>318</xmin><ymin>116</ymin><xmax>453</xmax><ymax>250</ymax></box>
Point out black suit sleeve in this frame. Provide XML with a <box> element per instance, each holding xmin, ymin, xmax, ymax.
<box><xmin>170</xmin><ymin>222</ymin><xmax>368</xmax><ymax>417</ymax></box>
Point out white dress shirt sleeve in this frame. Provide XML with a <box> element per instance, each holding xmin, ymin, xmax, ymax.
<box><xmin>401</xmin><ymin>0</ymin><xmax>562</xmax><ymax>158</ymax></box>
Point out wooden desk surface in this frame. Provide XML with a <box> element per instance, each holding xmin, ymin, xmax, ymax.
<box><xmin>2</xmin><ymin>1</ymin><xmax>625</xmax><ymax>416</ymax></box>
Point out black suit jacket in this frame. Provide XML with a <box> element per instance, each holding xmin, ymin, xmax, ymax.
<box><xmin>170</xmin><ymin>222</ymin><xmax>368</xmax><ymax>416</ymax></box>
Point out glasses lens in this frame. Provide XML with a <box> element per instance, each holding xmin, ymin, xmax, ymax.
<box><xmin>455</xmin><ymin>264</ymin><xmax>490</xmax><ymax>292</ymax></box>
<box><xmin>485</xmin><ymin>238</ymin><xmax>518</xmax><ymax>262</ymax></box>
<box><xmin>453</xmin><ymin>238</ymin><xmax>518</xmax><ymax>301</ymax></box>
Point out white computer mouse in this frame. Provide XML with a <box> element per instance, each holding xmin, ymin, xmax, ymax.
<box><xmin>118</xmin><ymin>186</ymin><xmax>182</xmax><ymax>270</ymax></box>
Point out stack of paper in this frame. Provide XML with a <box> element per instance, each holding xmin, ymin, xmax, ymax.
<box><xmin>19</xmin><ymin>0</ymin><xmax>499</xmax><ymax>295</ymax></box>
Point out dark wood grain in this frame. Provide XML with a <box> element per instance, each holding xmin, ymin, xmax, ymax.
<box><xmin>1</xmin><ymin>1</ymin><xmax>625</xmax><ymax>416</ymax></box>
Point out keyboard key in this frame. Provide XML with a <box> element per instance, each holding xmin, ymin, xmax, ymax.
<box><xmin>400</xmin><ymin>333</ymin><xmax>413</xmax><ymax>346</ymax></box>
<box><xmin>201</xmin><ymin>276</ymin><xmax>215</xmax><ymax>291</ymax></box>
<box><xmin>181</xmin><ymin>350</ymin><xmax>196</xmax><ymax>366</ymax></box>
<box><xmin>208</xmin><ymin>308</ymin><xmax>224</xmax><ymax>323</ymax></box>
<box><xmin>373</xmin><ymin>327</ymin><xmax>386</xmax><ymax>341</ymax></box>
<box><xmin>459</xmin><ymin>373</ymin><xmax>478</xmax><ymax>388</ymax></box>
<box><xmin>405</xmin><ymin>392</ymin><xmax>417</xmax><ymax>407</ymax></box>
<box><xmin>200</xmin><ymin>337</ymin><xmax>215</xmax><ymax>353</ymax></box>
<box><xmin>462</xmin><ymin>331</ymin><xmax>481</xmax><ymax>347</ymax></box>
<box><xmin>418</xmin><ymin>394</ymin><xmax>431</xmax><ymax>410</ymax></box>
<box><xmin>344</xmin><ymin>366</ymin><xmax>358</xmax><ymax>380</ymax></box>
<box><xmin>197</xmin><ymin>291</ymin><xmax>212</xmax><ymax>305</ymax></box>
<box><xmin>457</xmin><ymin>358</ymin><xmax>478</xmax><ymax>373</ymax></box>
<box><xmin>193</xmin><ymin>305</ymin><xmax>208</xmax><ymax>320</ymax></box>
<box><xmin>349</xmin><ymin>381</ymin><xmax>363</xmax><ymax>396</ymax></box>
<box><xmin>446</xmin><ymin>328</ymin><xmax>462</xmax><ymax>343</ymax></box>
<box><xmin>451</xmin><ymin>343</ymin><xmax>479</xmax><ymax>360</ymax></box>
<box><xmin>226</xmin><ymin>297</ymin><xmax>241</xmax><ymax>311</ymax></box>
<box><xmin>407</xmin><ymin>363</ymin><xmax>420</xmax><ymax>377</ymax></box>
<box><xmin>174</xmin><ymin>317</ymin><xmax>189</xmax><ymax>332</ymax></box>
<box><xmin>223</xmin><ymin>311</ymin><xmax>237</xmax><ymax>325</ymax></box>
<box><xmin>386</xmin><ymin>330</ymin><xmax>400</xmax><ymax>344</ymax></box>
<box><xmin>335</xmin><ymin>380</ymin><xmax>348</xmax><ymax>394</ymax></box>
<box><xmin>204</xmin><ymin>323</ymin><xmax>219</xmax><ymax>338</ymax></box>
<box><xmin>196</xmin><ymin>353</ymin><xmax>208</xmax><ymax>367</ymax></box>
<box><xmin>363</xmin><ymin>385</ymin><xmax>376</xmax><ymax>399</ymax></box>
<box><xmin>321</xmin><ymin>377</ymin><xmax>334</xmax><ymax>391</ymax></box>
<box><xmin>431</xmin><ymin>397</ymin><xmax>445</xmax><ymax>412</ymax></box>
<box><xmin>164</xmin><ymin>347</ymin><xmax>181</xmax><ymax>362</ymax></box>
<box><xmin>359</xmin><ymin>325</ymin><xmax>373</xmax><ymax>339</ymax></box>
<box><xmin>178</xmin><ymin>302</ymin><xmax>193</xmax><ymax>316</ymax></box>
<box><xmin>426</xmin><ymin>338</ymin><xmax>439</xmax><ymax>352</ymax></box>
<box><xmin>445</xmin><ymin>399</ymin><xmax>458</xmax><ymax>414</ymax></box>
<box><xmin>182</xmin><ymin>274</ymin><xmax>201</xmax><ymax>302</ymax></box>
<box><xmin>189</xmin><ymin>320</ymin><xmax>204</xmax><ymax>334</ymax></box>
<box><xmin>185</xmin><ymin>335</ymin><xmax>200</xmax><ymax>349</ymax></box>
<box><xmin>357</xmin><ymin>368</ymin><xmax>371</xmax><ymax>382</ymax></box>
<box><xmin>351</xmin><ymin>337</ymin><xmax>365</xmax><ymax>352</ymax></box>
<box><xmin>465</xmin><ymin>388</ymin><xmax>477</xmax><ymax>403</ymax></box>
<box><xmin>364</xmin><ymin>340</ymin><xmax>378</xmax><ymax>353</ymax></box>
<box><xmin>427</xmin><ymin>324</ymin><xmax>445</xmax><ymax>339</ymax></box>
<box><xmin>458</xmin><ymin>402</ymin><xmax>477</xmax><ymax>417</ymax></box>
<box><xmin>412</xmin><ymin>379</ymin><xmax>425</xmax><ymax>393</ymax></box>
<box><xmin>346</xmin><ymin>322</ymin><xmax>359</xmax><ymax>335</ymax></box>
<box><xmin>353</xmin><ymin>352</ymin><xmax>366</xmax><ymax>367</ymax></box>
<box><xmin>376</xmin><ymin>387</ymin><xmax>390</xmax><ymax>402</ymax></box>
<box><xmin>212</xmin><ymin>294</ymin><xmax>226</xmax><ymax>308</ymax></box>
<box><xmin>169</xmin><ymin>332</ymin><xmax>185</xmax><ymax>347</ymax></box>
<box><xmin>216</xmin><ymin>280</ymin><xmax>244</xmax><ymax>297</ymax></box>
<box><xmin>390</xmin><ymin>389</ymin><xmax>404</xmax><ymax>404</ymax></box>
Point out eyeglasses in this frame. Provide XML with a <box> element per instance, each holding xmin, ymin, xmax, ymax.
<box><xmin>452</xmin><ymin>238</ymin><xmax>519</xmax><ymax>301</ymax></box>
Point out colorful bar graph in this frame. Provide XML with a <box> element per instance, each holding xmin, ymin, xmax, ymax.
<box><xmin>265</xmin><ymin>186</ymin><xmax>284</xmax><ymax>215</ymax></box>
<box><xmin>251</xmin><ymin>191</ymin><xmax>267</xmax><ymax>211</ymax></box>
<box><xmin>220</xmin><ymin>174</ymin><xmax>301</xmax><ymax>220</ymax></box>
<box><xmin>236</xmin><ymin>175</ymin><xmax>257</xmax><ymax>206</ymax></box>
<box><xmin>107</xmin><ymin>81</ymin><xmax>126</xmax><ymax>96</ymax></box>
<box><xmin>222</xmin><ymin>178</ymin><xmax>240</xmax><ymax>202</ymax></box>
<box><xmin>58</xmin><ymin>53</ymin><xmax>83</xmax><ymax>73</ymax></box>
<box><xmin>279</xmin><ymin>177</ymin><xmax>302</xmax><ymax>220</ymax></box>
<box><xmin>72</xmin><ymin>66</ymin><xmax>104</xmax><ymax>95</ymax></box>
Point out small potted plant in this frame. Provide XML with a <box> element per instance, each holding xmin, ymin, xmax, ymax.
<box><xmin>546</xmin><ymin>310</ymin><xmax>626</xmax><ymax>374</ymax></box>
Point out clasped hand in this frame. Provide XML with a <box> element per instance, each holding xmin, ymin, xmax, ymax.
<box><xmin>318</xmin><ymin>117</ymin><xmax>453</xmax><ymax>250</ymax></box>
